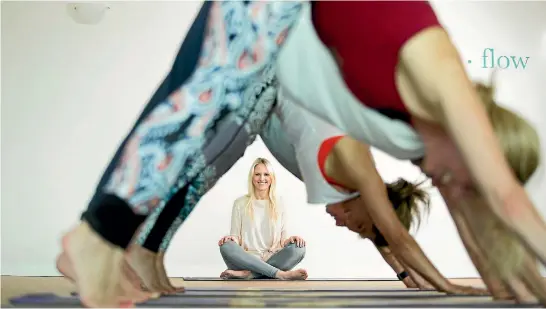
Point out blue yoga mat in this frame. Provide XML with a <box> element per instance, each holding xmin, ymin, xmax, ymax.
<box><xmin>10</xmin><ymin>293</ymin><xmax>542</xmax><ymax>308</ymax></box>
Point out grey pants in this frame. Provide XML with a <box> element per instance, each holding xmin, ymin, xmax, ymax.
<box><xmin>219</xmin><ymin>241</ymin><xmax>306</xmax><ymax>279</ymax></box>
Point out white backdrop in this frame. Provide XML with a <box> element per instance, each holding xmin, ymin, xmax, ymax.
<box><xmin>2</xmin><ymin>1</ymin><xmax>545</xmax><ymax>278</ymax></box>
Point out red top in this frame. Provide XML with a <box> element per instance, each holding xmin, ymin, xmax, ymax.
<box><xmin>311</xmin><ymin>1</ymin><xmax>442</xmax><ymax>124</ymax></box>
<box><xmin>317</xmin><ymin>135</ymin><xmax>347</xmax><ymax>188</ymax></box>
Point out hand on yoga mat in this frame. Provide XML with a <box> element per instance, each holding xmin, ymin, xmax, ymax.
<box><xmin>218</xmin><ymin>236</ymin><xmax>238</xmax><ymax>246</ymax></box>
<box><xmin>447</xmin><ymin>284</ymin><xmax>490</xmax><ymax>296</ymax></box>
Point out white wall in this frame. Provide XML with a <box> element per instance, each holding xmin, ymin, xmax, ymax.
<box><xmin>2</xmin><ymin>1</ymin><xmax>545</xmax><ymax>278</ymax></box>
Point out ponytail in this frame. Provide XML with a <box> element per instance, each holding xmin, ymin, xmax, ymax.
<box><xmin>373</xmin><ymin>178</ymin><xmax>430</xmax><ymax>247</ymax></box>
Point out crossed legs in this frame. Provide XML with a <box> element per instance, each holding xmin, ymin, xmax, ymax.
<box><xmin>219</xmin><ymin>241</ymin><xmax>307</xmax><ymax>280</ymax></box>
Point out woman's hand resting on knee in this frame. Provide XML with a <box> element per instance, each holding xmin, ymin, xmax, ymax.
<box><xmin>283</xmin><ymin>236</ymin><xmax>306</xmax><ymax>247</ymax></box>
<box><xmin>218</xmin><ymin>236</ymin><xmax>238</xmax><ymax>246</ymax></box>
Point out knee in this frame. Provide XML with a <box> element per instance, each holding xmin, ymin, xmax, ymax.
<box><xmin>284</xmin><ymin>243</ymin><xmax>306</xmax><ymax>259</ymax></box>
<box><xmin>219</xmin><ymin>240</ymin><xmax>238</xmax><ymax>255</ymax></box>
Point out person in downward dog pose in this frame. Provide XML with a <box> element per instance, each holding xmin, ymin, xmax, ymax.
<box><xmin>56</xmin><ymin>1</ymin><xmax>216</xmax><ymax>298</ymax></box>
<box><xmin>260</xmin><ymin>92</ymin><xmax>482</xmax><ymax>294</ymax></box>
<box><xmin>275</xmin><ymin>2</ymin><xmax>545</xmax><ymax>303</ymax></box>
<box><xmin>56</xmin><ymin>2</ymin><xmax>304</xmax><ymax>307</ymax></box>
<box><xmin>261</xmin><ymin>115</ymin><xmax>432</xmax><ymax>290</ymax></box>
<box><xmin>218</xmin><ymin>158</ymin><xmax>307</xmax><ymax>280</ymax></box>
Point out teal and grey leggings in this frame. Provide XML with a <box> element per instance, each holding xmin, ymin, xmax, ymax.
<box><xmin>219</xmin><ymin>241</ymin><xmax>306</xmax><ymax>279</ymax></box>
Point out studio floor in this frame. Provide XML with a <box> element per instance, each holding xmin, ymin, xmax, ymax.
<box><xmin>1</xmin><ymin>276</ymin><xmax>543</xmax><ymax>308</ymax></box>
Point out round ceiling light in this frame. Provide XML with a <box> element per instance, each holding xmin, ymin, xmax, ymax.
<box><xmin>66</xmin><ymin>3</ymin><xmax>110</xmax><ymax>25</ymax></box>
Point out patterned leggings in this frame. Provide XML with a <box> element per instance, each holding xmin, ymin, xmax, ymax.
<box><xmin>82</xmin><ymin>1</ymin><xmax>303</xmax><ymax>250</ymax></box>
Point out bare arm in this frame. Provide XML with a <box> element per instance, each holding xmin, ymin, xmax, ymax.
<box><xmin>376</xmin><ymin>246</ymin><xmax>418</xmax><ymax>288</ymax></box>
<box><xmin>279</xmin><ymin>199</ymin><xmax>290</xmax><ymax>247</ymax></box>
<box><xmin>400</xmin><ymin>28</ymin><xmax>546</xmax><ymax>269</ymax></box>
<box><xmin>399</xmin><ymin>27</ymin><xmax>517</xmax><ymax>204</ymax></box>
<box><xmin>446</xmin><ymin>190</ymin><xmax>542</xmax><ymax>302</ymax></box>
<box><xmin>400</xmin><ymin>261</ymin><xmax>435</xmax><ymax>290</ymax></box>
<box><xmin>326</xmin><ymin>137</ymin><xmax>453</xmax><ymax>292</ymax></box>
<box><xmin>438</xmin><ymin>187</ymin><xmax>512</xmax><ymax>299</ymax></box>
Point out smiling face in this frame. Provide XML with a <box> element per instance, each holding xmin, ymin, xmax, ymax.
<box><xmin>252</xmin><ymin>163</ymin><xmax>272</xmax><ymax>194</ymax></box>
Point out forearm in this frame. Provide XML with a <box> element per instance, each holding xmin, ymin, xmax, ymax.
<box><xmin>377</xmin><ymin>246</ymin><xmax>406</xmax><ymax>274</ymax></box>
<box><xmin>387</xmin><ymin>234</ymin><xmax>451</xmax><ymax>292</ymax></box>
<box><xmin>358</xmin><ymin>182</ymin><xmax>452</xmax><ymax>292</ymax></box>
<box><xmin>444</xmin><ymin>194</ymin><xmax>509</xmax><ymax>295</ymax></box>
<box><xmin>329</xmin><ymin>138</ymin><xmax>452</xmax><ymax>292</ymax></box>
<box><xmin>405</xmin><ymin>264</ymin><xmax>431</xmax><ymax>288</ymax></box>
<box><xmin>399</xmin><ymin>261</ymin><xmax>435</xmax><ymax>290</ymax></box>
<box><xmin>378</xmin><ymin>246</ymin><xmax>419</xmax><ymax>288</ymax></box>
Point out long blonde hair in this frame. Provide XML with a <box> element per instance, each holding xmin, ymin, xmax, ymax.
<box><xmin>473</xmin><ymin>81</ymin><xmax>541</xmax><ymax>276</ymax></box>
<box><xmin>475</xmin><ymin>81</ymin><xmax>541</xmax><ymax>184</ymax></box>
<box><xmin>245</xmin><ymin>157</ymin><xmax>279</xmax><ymax>223</ymax></box>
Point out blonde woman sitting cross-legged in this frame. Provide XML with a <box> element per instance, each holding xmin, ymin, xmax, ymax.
<box><xmin>218</xmin><ymin>158</ymin><xmax>308</xmax><ymax>280</ymax></box>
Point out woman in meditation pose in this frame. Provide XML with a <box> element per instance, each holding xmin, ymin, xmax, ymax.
<box><xmin>218</xmin><ymin>158</ymin><xmax>307</xmax><ymax>280</ymax></box>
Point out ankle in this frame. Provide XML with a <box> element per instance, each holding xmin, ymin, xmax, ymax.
<box><xmin>275</xmin><ymin>271</ymin><xmax>287</xmax><ymax>279</ymax></box>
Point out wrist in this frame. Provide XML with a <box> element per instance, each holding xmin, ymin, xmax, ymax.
<box><xmin>397</xmin><ymin>271</ymin><xmax>409</xmax><ymax>281</ymax></box>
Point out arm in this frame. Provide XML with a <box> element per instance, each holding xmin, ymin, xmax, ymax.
<box><xmin>401</xmin><ymin>28</ymin><xmax>546</xmax><ymax>268</ymax></box>
<box><xmin>399</xmin><ymin>28</ymin><xmax>517</xmax><ymax>202</ymax></box>
<box><xmin>376</xmin><ymin>246</ymin><xmax>418</xmax><ymax>288</ymax></box>
<box><xmin>445</xmin><ymin>190</ymin><xmax>543</xmax><ymax>302</ymax></box>
<box><xmin>401</xmin><ymin>262</ymin><xmax>435</xmax><ymax>290</ymax></box>
<box><xmin>229</xmin><ymin>200</ymin><xmax>243</xmax><ymax>245</ymax></box>
<box><xmin>326</xmin><ymin>136</ymin><xmax>454</xmax><ymax>292</ymax></box>
<box><xmin>279</xmin><ymin>198</ymin><xmax>290</xmax><ymax>247</ymax></box>
<box><xmin>438</xmin><ymin>187</ymin><xmax>513</xmax><ymax>299</ymax></box>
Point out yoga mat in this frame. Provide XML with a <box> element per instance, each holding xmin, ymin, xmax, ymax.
<box><xmin>69</xmin><ymin>289</ymin><xmax>434</xmax><ymax>298</ymax></box>
<box><xmin>180</xmin><ymin>286</ymin><xmax>431</xmax><ymax>291</ymax></box>
<box><xmin>10</xmin><ymin>293</ymin><xmax>542</xmax><ymax>308</ymax></box>
<box><xmin>162</xmin><ymin>290</ymin><xmax>463</xmax><ymax>299</ymax></box>
<box><xmin>182</xmin><ymin>277</ymin><xmax>398</xmax><ymax>281</ymax></box>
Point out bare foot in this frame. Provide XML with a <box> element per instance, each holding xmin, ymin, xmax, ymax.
<box><xmin>122</xmin><ymin>257</ymin><xmax>147</xmax><ymax>291</ymax></box>
<box><xmin>220</xmin><ymin>270</ymin><xmax>252</xmax><ymax>279</ymax></box>
<box><xmin>63</xmin><ymin>221</ymin><xmax>151</xmax><ymax>307</ymax></box>
<box><xmin>56</xmin><ymin>252</ymin><xmax>76</xmax><ymax>283</ymax></box>
<box><xmin>126</xmin><ymin>244</ymin><xmax>165</xmax><ymax>293</ymax></box>
<box><xmin>276</xmin><ymin>269</ymin><xmax>308</xmax><ymax>280</ymax></box>
<box><xmin>155</xmin><ymin>252</ymin><xmax>181</xmax><ymax>294</ymax></box>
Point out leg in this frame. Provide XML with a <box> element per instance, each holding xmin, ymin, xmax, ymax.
<box><xmin>219</xmin><ymin>241</ymin><xmax>279</xmax><ymax>278</ymax></box>
<box><xmin>128</xmin><ymin>178</ymin><xmax>205</xmax><ymax>294</ymax></box>
<box><xmin>253</xmin><ymin>243</ymin><xmax>307</xmax><ymax>280</ymax></box>
<box><xmin>57</xmin><ymin>2</ymin><xmax>214</xmax><ymax>303</ymax></box>
<box><xmin>85</xmin><ymin>0</ymin><xmax>213</xmax><ymax>200</ymax></box>
<box><xmin>219</xmin><ymin>242</ymin><xmax>308</xmax><ymax>280</ymax></box>
<box><xmin>265</xmin><ymin>243</ymin><xmax>306</xmax><ymax>271</ymax></box>
<box><xmin>127</xmin><ymin>185</ymin><xmax>191</xmax><ymax>293</ymax></box>
<box><xmin>63</xmin><ymin>3</ymin><xmax>303</xmax><ymax>306</ymax></box>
